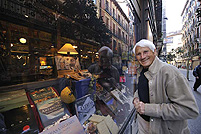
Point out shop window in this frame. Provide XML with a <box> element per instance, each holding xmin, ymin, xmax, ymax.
<box><xmin>113</xmin><ymin>23</ymin><xmax>115</xmax><ymax>34</ymax></box>
<box><xmin>118</xmin><ymin>28</ymin><xmax>121</xmax><ymax>38</ymax></box>
<box><xmin>113</xmin><ymin>8</ymin><xmax>116</xmax><ymax>18</ymax></box>
<box><xmin>118</xmin><ymin>14</ymin><xmax>120</xmax><ymax>23</ymax></box>
<box><xmin>0</xmin><ymin>21</ymin><xmax>56</xmax><ymax>86</ymax></box>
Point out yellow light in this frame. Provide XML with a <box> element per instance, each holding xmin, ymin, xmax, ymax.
<box><xmin>58</xmin><ymin>43</ymin><xmax>78</xmax><ymax>55</ymax></box>
<box><xmin>19</xmin><ymin>38</ymin><xmax>26</xmax><ymax>44</ymax></box>
<box><xmin>73</xmin><ymin>46</ymin><xmax>77</xmax><ymax>48</ymax></box>
<box><xmin>41</xmin><ymin>61</ymin><xmax>46</xmax><ymax>65</ymax></box>
<box><xmin>88</xmin><ymin>51</ymin><xmax>92</xmax><ymax>53</ymax></box>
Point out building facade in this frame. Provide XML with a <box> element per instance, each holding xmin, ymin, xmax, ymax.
<box><xmin>95</xmin><ymin>0</ymin><xmax>163</xmax><ymax>64</ymax></box>
<box><xmin>181</xmin><ymin>0</ymin><xmax>201</xmax><ymax>69</ymax></box>
<box><xmin>95</xmin><ymin>0</ymin><xmax>130</xmax><ymax>67</ymax></box>
<box><xmin>129</xmin><ymin>0</ymin><xmax>163</xmax><ymax>54</ymax></box>
<box><xmin>166</xmin><ymin>31</ymin><xmax>183</xmax><ymax>67</ymax></box>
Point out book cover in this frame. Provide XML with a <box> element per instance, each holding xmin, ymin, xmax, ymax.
<box><xmin>36</xmin><ymin>97</ymin><xmax>70</xmax><ymax>127</ymax></box>
<box><xmin>39</xmin><ymin>115</ymin><xmax>85</xmax><ymax>134</ymax></box>
<box><xmin>29</xmin><ymin>87</ymin><xmax>58</xmax><ymax>104</ymax></box>
<box><xmin>75</xmin><ymin>94</ymin><xmax>96</xmax><ymax>124</ymax></box>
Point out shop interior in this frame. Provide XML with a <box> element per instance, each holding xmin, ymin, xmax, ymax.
<box><xmin>0</xmin><ymin>21</ymin><xmax>135</xmax><ymax>134</ymax></box>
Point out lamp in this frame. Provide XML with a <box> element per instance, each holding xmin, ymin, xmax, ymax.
<box><xmin>58</xmin><ymin>43</ymin><xmax>78</xmax><ymax>55</ymax></box>
<box><xmin>19</xmin><ymin>38</ymin><xmax>26</xmax><ymax>44</ymax></box>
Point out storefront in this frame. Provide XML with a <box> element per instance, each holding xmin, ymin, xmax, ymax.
<box><xmin>0</xmin><ymin>15</ymin><xmax>136</xmax><ymax>134</ymax></box>
<box><xmin>0</xmin><ymin>49</ymin><xmax>136</xmax><ymax>134</ymax></box>
<box><xmin>0</xmin><ymin>1</ymin><xmax>136</xmax><ymax>133</ymax></box>
<box><xmin>0</xmin><ymin>24</ymin><xmax>136</xmax><ymax>133</ymax></box>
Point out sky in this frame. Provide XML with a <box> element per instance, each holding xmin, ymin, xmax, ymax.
<box><xmin>165</xmin><ymin>0</ymin><xmax>187</xmax><ymax>33</ymax></box>
<box><xmin>118</xmin><ymin>0</ymin><xmax>187</xmax><ymax>34</ymax></box>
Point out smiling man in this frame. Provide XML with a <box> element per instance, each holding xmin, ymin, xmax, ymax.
<box><xmin>132</xmin><ymin>39</ymin><xmax>199</xmax><ymax>134</ymax></box>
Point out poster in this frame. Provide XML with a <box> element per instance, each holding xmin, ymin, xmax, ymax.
<box><xmin>55</xmin><ymin>56</ymin><xmax>80</xmax><ymax>70</ymax></box>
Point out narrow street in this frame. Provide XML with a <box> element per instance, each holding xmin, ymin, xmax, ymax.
<box><xmin>179</xmin><ymin>69</ymin><xmax>201</xmax><ymax>134</ymax></box>
<box><xmin>124</xmin><ymin>68</ymin><xmax>201</xmax><ymax>134</ymax></box>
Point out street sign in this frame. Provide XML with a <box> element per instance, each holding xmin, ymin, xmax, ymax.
<box><xmin>163</xmin><ymin>37</ymin><xmax>173</xmax><ymax>44</ymax></box>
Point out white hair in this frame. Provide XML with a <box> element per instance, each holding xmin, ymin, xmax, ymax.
<box><xmin>133</xmin><ymin>39</ymin><xmax>156</xmax><ymax>54</ymax></box>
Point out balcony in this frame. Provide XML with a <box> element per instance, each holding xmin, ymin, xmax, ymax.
<box><xmin>107</xmin><ymin>26</ymin><xmax>128</xmax><ymax>43</ymax></box>
<box><xmin>196</xmin><ymin>7</ymin><xmax>201</xmax><ymax>26</ymax></box>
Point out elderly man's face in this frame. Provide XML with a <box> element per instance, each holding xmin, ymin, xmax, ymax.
<box><xmin>135</xmin><ymin>46</ymin><xmax>156</xmax><ymax>68</ymax></box>
<box><xmin>98</xmin><ymin>50</ymin><xmax>111</xmax><ymax>69</ymax></box>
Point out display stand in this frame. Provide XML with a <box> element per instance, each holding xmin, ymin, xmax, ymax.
<box><xmin>26</xmin><ymin>86</ymin><xmax>71</xmax><ymax>132</ymax></box>
<box><xmin>0</xmin><ymin>71</ymin><xmax>137</xmax><ymax>134</ymax></box>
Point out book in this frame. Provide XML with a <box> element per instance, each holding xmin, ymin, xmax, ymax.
<box><xmin>110</xmin><ymin>89</ymin><xmax>129</xmax><ymax>105</ymax></box>
<box><xmin>39</xmin><ymin>115</ymin><xmax>85</xmax><ymax>134</ymax></box>
<box><xmin>36</xmin><ymin>97</ymin><xmax>70</xmax><ymax>127</ymax></box>
<box><xmin>75</xmin><ymin>94</ymin><xmax>96</xmax><ymax>124</ymax></box>
<box><xmin>29</xmin><ymin>87</ymin><xmax>58</xmax><ymax>104</ymax></box>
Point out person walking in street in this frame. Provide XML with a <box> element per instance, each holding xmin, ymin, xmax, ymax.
<box><xmin>132</xmin><ymin>39</ymin><xmax>199</xmax><ymax>134</ymax></box>
<box><xmin>193</xmin><ymin>61</ymin><xmax>201</xmax><ymax>91</ymax></box>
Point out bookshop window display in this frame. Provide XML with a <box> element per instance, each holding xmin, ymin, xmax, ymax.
<box><xmin>0</xmin><ymin>54</ymin><xmax>136</xmax><ymax>133</ymax></box>
<box><xmin>1</xmin><ymin>23</ymin><xmax>136</xmax><ymax>133</ymax></box>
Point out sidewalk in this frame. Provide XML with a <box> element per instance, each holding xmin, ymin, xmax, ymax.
<box><xmin>179</xmin><ymin>68</ymin><xmax>201</xmax><ymax>134</ymax></box>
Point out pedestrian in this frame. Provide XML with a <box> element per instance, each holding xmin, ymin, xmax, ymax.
<box><xmin>88</xmin><ymin>46</ymin><xmax>120</xmax><ymax>91</ymax></box>
<box><xmin>193</xmin><ymin>61</ymin><xmax>201</xmax><ymax>91</ymax></box>
<box><xmin>132</xmin><ymin>39</ymin><xmax>199</xmax><ymax>134</ymax></box>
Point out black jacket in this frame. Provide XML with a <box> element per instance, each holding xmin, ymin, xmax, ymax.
<box><xmin>193</xmin><ymin>65</ymin><xmax>201</xmax><ymax>78</ymax></box>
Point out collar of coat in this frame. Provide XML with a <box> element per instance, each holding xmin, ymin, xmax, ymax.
<box><xmin>137</xmin><ymin>56</ymin><xmax>164</xmax><ymax>78</ymax></box>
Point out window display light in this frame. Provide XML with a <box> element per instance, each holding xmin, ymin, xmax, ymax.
<box><xmin>58</xmin><ymin>43</ymin><xmax>78</xmax><ymax>55</ymax></box>
<box><xmin>19</xmin><ymin>38</ymin><xmax>26</xmax><ymax>44</ymax></box>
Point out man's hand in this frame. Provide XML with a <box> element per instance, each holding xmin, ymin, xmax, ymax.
<box><xmin>133</xmin><ymin>98</ymin><xmax>145</xmax><ymax>115</ymax></box>
<box><xmin>196</xmin><ymin>76</ymin><xmax>199</xmax><ymax>79</ymax></box>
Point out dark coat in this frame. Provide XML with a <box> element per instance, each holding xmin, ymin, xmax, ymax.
<box><xmin>193</xmin><ymin>65</ymin><xmax>201</xmax><ymax>78</ymax></box>
<box><xmin>88</xmin><ymin>63</ymin><xmax>120</xmax><ymax>90</ymax></box>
